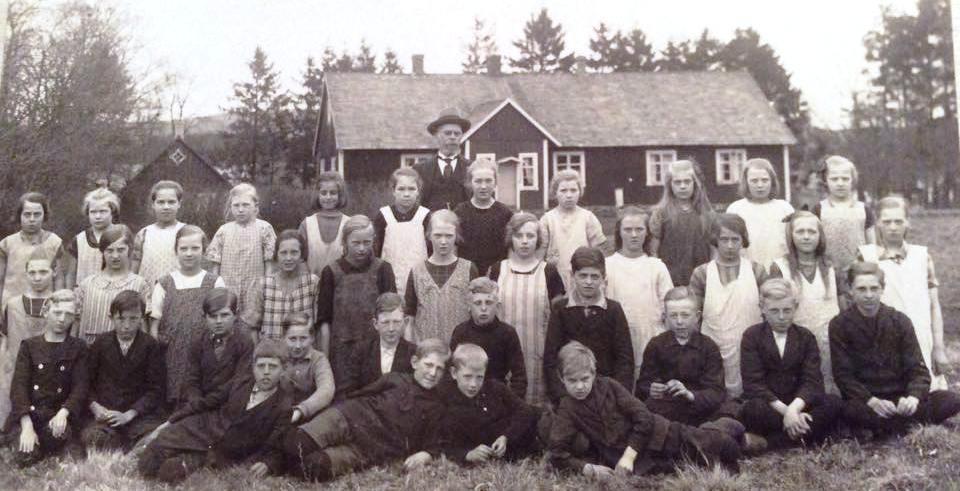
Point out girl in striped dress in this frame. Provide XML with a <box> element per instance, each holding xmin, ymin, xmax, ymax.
<box><xmin>241</xmin><ymin>230</ymin><xmax>320</xmax><ymax>343</ymax></box>
<box><xmin>405</xmin><ymin>210</ymin><xmax>478</xmax><ymax>344</ymax></box>
<box><xmin>0</xmin><ymin>192</ymin><xmax>63</xmax><ymax>307</ymax></box>
<box><xmin>74</xmin><ymin>225</ymin><xmax>151</xmax><ymax>344</ymax></box>
<box><xmin>132</xmin><ymin>181</ymin><xmax>186</xmax><ymax>290</ymax></box>
<box><xmin>65</xmin><ymin>188</ymin><xmax>120</xmax><ymax>288</ymax></box>
<box><xmin>299</xmin><ymin>172</ymin><xmax>350</xmax><ymax>277</ymax></box>
<box><xmin>207</xmin><ymin>183</ymin><xmax>277</xmax><ymax>313</ymax></box>
<box><xmin>488</xmin><ymin>212</ymin><xmax>564</xmax><ymax>406</ymax></box>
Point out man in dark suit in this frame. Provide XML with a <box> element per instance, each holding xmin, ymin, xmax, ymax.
<box><xmin>352</xmin><ymin>293</ymin><xmax>415</xmax><ymax>393</ymax></box>
<box><xmin>739</xmin><ymin>278</ymin><xmax>841</xmax><ymax>450</ymax></box>
<box><xmin>413</xmin><ymin>109</ymin><xmax>472</xmax><ymax>211</ymax></box>
<box><xmin>82</xmin><ymin>291</ymin><xmax>166</xmax><ymax>451</ymax></box>
<box><xmin>830</xmin><ymin>261</ymin><xmax>960</xmax><ymax>439</ymax></box>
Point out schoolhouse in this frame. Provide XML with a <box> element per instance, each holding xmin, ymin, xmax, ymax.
<box><xmin>313</xmin><ymin>56</ymin><xmax>797</xmax><ymax>209</ymax></box>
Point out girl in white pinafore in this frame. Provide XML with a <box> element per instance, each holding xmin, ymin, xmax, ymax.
<box><xmin>380</xmin><ymin>205</ymin><xmax>429</xmax><ymax>297</ymax></box>
<box><xmin>299</xmin><ymin>171</ymin><xmax>350</xmax><ymax>277</ymax></box>
<box><xmin>726</xmin><ymin>158</ymin><xmax>794</xmax><ymax>269</ymax></box>
<box><xmin>859</xmin><ymin>196</ymin><xmax>947</xmax><ymax>391</ymax></box>
<box><xmin>815</xmin><ymin>156</ymin><xmax>876</xmax><ymax>275</ymax></box>
<box><xmin>769</xmin><ymin>212</ymin><xmax>841</xmax><ymax>394</ymax></box>
<box><xmin>690</xmin><ymin>214</ymin><xmax>763</xmax><ymax>398</ymax></box>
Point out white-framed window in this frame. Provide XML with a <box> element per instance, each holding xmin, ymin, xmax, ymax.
<box><xmin>400</xmin><ymin>153</ymin><xmax>432</xmax><ymax>168</ymax></box>
<box><xmin>715</xmin><ymin>149</ymin><xmax>747</xmax><ymax>185</ymax></box>
<box><xmin>518</xmin><ymin>152</ymin><xmax>539</xmax><ymax>190</ymax></box>
<box><xmin>645</xmin><ymin>150</ymin><xmax>677</xmax><ymax>186</ymax></box>
<box><xmin>320</xmin><ymin>157</ymin><xmax>336</xmax><ymax>173</ymax></box>
<box><xmin>553</xmin><ymin>151</ymin><xmax>586</xmax><ymax>187</ymax></box>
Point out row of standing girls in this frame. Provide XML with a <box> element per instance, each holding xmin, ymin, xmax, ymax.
<box><xmin>0</xmin><ymin>150</ymin><xmax>944</xmax><ymax>423</ymax></box>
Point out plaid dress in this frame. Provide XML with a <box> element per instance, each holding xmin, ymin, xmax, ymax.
<box><xmin>242</xmin><ymin>272</ymin><xmax>319</xmax><ymax>340</ymax></box>
<box><xmin>206</xmin><ymin>219</ymin><xmax>276</xmax><ymax>313</ymax></box>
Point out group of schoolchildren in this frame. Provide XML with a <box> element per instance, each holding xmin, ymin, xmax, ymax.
<box><xmin>0</xmin><ymin>109</ymin><xmax>958</xmax><ymax>485</ymax></box>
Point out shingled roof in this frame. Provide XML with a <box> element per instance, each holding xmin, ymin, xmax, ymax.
<box><xmin>321</xmin><ymin>70</ymin><xmax>797</xmax><ymax>150</ymax></box>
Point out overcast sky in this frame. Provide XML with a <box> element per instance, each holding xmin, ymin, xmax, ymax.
<box><xmin>115</xmin><ymin>0</ymin><xmax>920</xmax><ymax>129</ymax></box>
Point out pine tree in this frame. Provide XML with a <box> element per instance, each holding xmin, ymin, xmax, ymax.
<box><xmin>288</xmin><ymin>56</ymin><xmax>324</xmax><ymax>185</ymax></box>
<box><xmin>587</xmin><ymin>23</ymin><xmax>616</xmax><ymax>72</ymax></box>
<box><xmin>354</xmin><ymin>39</ymin><xmax>377</xmax><ymax>73</ymax></box>
<box><xmin>380</xmin><ymin>49</ymin><xmax>404</xmax><ymax>74</ymax></box>
<box><xmin>509</xmin><ymin>8</ymin><xmax>574</xmax><ymax>73</ymax></box>
<box><xmin>463</xmin><ymin>17</ymin><xmax>499</xmax><ymax>73</ymax></box>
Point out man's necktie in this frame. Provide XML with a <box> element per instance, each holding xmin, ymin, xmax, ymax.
<box><xmin>440</xmin><ymin>157</ymin><xmax>454</xmax><ymax>179</ymax></box>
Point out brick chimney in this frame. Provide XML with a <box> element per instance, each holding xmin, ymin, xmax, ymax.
<box><xmin>574</xmin><ymin>56</ymin><xmax>587</xmax><ymax>74</ymax></box>
<box><xmin>412</xmin><ymin>54</ymin><xmax>424</xmax><ymax>75</ymax></box>
<box><xmin>485</xmin><ymin>55</ymin><xmax>502</xmax><ymax>75</ymax></box>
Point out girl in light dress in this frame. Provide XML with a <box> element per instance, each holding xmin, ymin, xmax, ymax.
<box><xmin>374</xmin><ymin>167</ymin><xmax>430</xmax><ymax>298</ymax></box>
<box><xmin>726</xmin><ymin>158</ymin><xmax>794</xmax><ymax>269</ymax></box>
<box><xmin>132</xmin><ymin>181</ymin><xmax>187</xmax><ymax>290</ymax></box>
<box><xmin>0</xmin><ymin>192</ymin><xmax>64</xmax><ymax>307</ymax></box>
<box><xmin>65</xmin><ymin>188</ymin><xmax>120</xmax><ymax>288</ymax></box>
<box><xmin>813</xmin><ymin>156</ymin><xmax>875</xmax><ymax>277</ymax></box>
<box><xmin>540</xmin><ymin>170</ymin><xmax>606</xmax><ymax>291</ymax></box>
<box><xmin>299</xmin><ymin>171</ymin><xmax>351</xmax><ymax>277</ymax></box>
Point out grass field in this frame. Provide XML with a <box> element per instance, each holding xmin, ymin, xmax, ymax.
<box><xmin>2</xmin><ymin>212</ymin><xmax>960</xmax><ymax>490</ymax></box>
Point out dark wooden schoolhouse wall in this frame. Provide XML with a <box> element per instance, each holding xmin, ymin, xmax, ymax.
<box><xmin>469</xmin><ymin>103</ymin><xmax>547</xmax><ymax>211</ymax></box>
<box><xmin>120</xmin><ymin>148</ymin><xmax>230</xmax><ymax>236</ymax></box>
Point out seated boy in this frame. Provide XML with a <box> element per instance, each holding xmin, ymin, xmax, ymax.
<box><xmin>450</xmin><ymin>278</ymin><xmax>526</xmax><ymax>398</ymax></box>
<box><xmin>548</xmin><ymin>341</ymin><xmax>741</xmax><ymax>480</ymax></box>
<box><xmin>739</xmin><ymin>278</ymin><xmax>842</xmax><ymax>449</ymax></box>
<box><xmin>82</xmin><ymin>290</ymin><xmax>166</xmax><ymax>451</ymax></box>
<box><xmin>7</xmin><ymin>290</ymin><xmax>88</xmax><ymax>468</ymax></box>
<box><xmin>544</xmin><ymin>247</ymin><xmax>634</xmax><ymax>405</ymax></box>
<box><xmin>138</xmin><ymin>340</ymin><xmax>293</xmax><ymax>484</ymax></box>
<box><xmin>436</xmin><ymin>344</ymin><xmax>540</xmax><ymax>465</ymax></box>
<box><xmin>830</xmin><ymin>262</ymin><xmax>960</xmax><ymax>438</ymax></box>
<box><xmin>178</xmin><ymin>288</ymin><xmax>254</xmax><ymax>413</ymax></box>
<box><xmin>282</xmin><ymin>339</ymin><xmax>449</xmax><ymax>482</ymax></box>
<box><xmin>636</xmin><ymin>287</ymin><xmax>727</xmax><ymax>426</ymax></box>
<box><xmin>280</xmin><ymin>312</ymin><xmax>335</xmax><ymax>424</ymax></box>
<box><xmin>353</xmin><ymin>293</ymin><xmax>415</xmax><ymax>393</ymax></box>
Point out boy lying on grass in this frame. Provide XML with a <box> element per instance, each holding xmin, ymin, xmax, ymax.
<box><xmin>547</xmin><ymin>341</ymin><xmax>742</xmax><ymax>481</ymax></box>
<box><xmin>435</xmin><ymin>343</ymin><xmax>540</xmax><ymax>465</ymax></box>
<box><xmin>137</xmin><ymin>340</ymin><xmax>292</xmax><ymax>484</ymax></box>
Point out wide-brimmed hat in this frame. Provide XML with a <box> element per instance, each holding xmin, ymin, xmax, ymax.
<box><xmin>427</xmin><ymin>108</ymin><xmax>471</xmax><ymax>135</ymax></box>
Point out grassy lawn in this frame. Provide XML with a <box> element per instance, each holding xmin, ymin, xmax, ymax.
<box><xmin>2</xmin><ymin>212</ymin><xmax>960</xmax><ymax>490</ymax></box>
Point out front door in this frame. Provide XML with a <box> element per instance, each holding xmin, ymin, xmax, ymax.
<box><xmin>497</xmin><ymin>159</ymin><xmax>518</xmax><ymax>208</ymax></box>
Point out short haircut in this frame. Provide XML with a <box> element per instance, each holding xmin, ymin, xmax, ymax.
<box><xmin>254</xmin><ymin>339</ymin><xmax>288</xmax><ymax>362</ymax></box>
<box><xmin>340</xmin><ymin>214</ymin><xmax>374</xmax><ymax>250</ymax></box>
<box><xmin>663</xmin><ymin>286</ymin><xmax>702</xmax><ymax>311</ymax></box>
<box><xmin>466</xmin><ymin>159</ymin><xmax>498</xmax><ymax>182</ymax></box>
<box><xmin>821</xmin><ymin>155</ymin><xmax>859</xmax><ymax>188</ymax></box>
<box><xmin>82</xmin><ymin>188</ymin><xmax>121</xmax><ymax>222</ymax></box>
<box><xmin>468</xmin><ymin>276</ymin><xmax>499</xmax><ymax>296</ymax></box>
<box><xmin>274</xmin><ymin>229</ymin><xmax>306</xmax><ymax>261</ymax></box>
<box><xmin>150</xmin><ymin>180</ymin><xmax>184</xmax><ymax>202</ymax></box>
<box><xmin>98</xmin><ymin>224</ymin><xmax>134</xmax><ymax>255</ymax></box>
<box><xmin>202</xmin><ymin>287</ymin><xmax>239</xmax><ymax>316</ymax></box>
<box><xmin>759</xmin><ymin>278</ymin><xmax>799</xmax><ymax>304</ymax></box>
<box><xmin>390</xmin><ymin>166</ymin><xmax>423</xmax><ymax>191</ymax></box>
<box><xmin>24</xmin><ymin>248</ymin><xmax>52</xmax><ymax>271</ymax></box>
<box><xmin>281</xmin><ymin>311</ymin><xmax>314</xmax><ymax>335</ymax></box>
<box><xmin>738</xmin><ymin>158</ymin><xmax>781</xmax><ymax>199</ymax></box>
<box><xmin>315</xmin><ymin>171</ymin><xmax>348</xmax><ymax>210</ymax></box>
<box><xmin>503</xmin><ymin>211</ymin><xmax>543</xmax><ymax>251</ymax></box>
<box><xmin>109</xmin><ymin>290</ymin><xmax>147</xmax><ymax>317</ymax></box>
<box><xmin>570</xmin><ymin>246</ymin><xmax>605</xmax><ymax>275</ymax></box>
<box><xmin>374</xmin><ymin>292</ymin><xmax>404</xmax><ymax>317</ymax></box>
<box><xmin>225</xmin><ymin>183</ymin><xmax>260</xmax><ymax>220</ymax></box>
<box><xmin>613</xmin><ymin>205</ymin><xmax>653</xmax><ymax>253</ymax></box>
<box><xmin>557</xmin><ymin>341</ymin><xmax>596</xmax><ymax>377</ymax></box>
<box><xmin>451</xmin><ymin>343</ymin><xmax>489</xmax><ymax>370</ymax></box>
<box><xmin>710</xmin><ymin>213</ymin><xmax>750</xmax><ymax>248</ymax></box>
<box><xmin>174</xmin><ymin>225</ymin><xmax>208</xmax><ymax>253</ymax></box>
<box><xmin>42</xmin><ymin>289</ymin><xmax>77</xmax><ymax>315</ymax></box>
<box><xmin>875</xmin><ymin>195</ymin><xmax>909</xmax><ymax>217</ymax></box>
<box><xmin>848</xmin><ymin>261</ymin><xmax>885</xmax><ymax>288</ymax></box>
<box><xmin>17</xmin><ymin>192</ymin><xmax>50</xmax><ymax>223</ymax></box>
<box><xmin>549</xmin><ymin>169</ymin><xmax>583</xmax><ymax>198</ymax></box>
<box><xmin>414</xmin><ymin>338</ymin><xmax>451</xmax><ymax>361</ymax></box>
<box><xmin>426</xmin><ymin>209</ymin><xmax>461</xmax><ymax>243</ymax></box>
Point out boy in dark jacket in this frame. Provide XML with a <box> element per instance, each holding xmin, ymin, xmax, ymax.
<box><xmin>548</xmin><ymin>341</ymin><xmax>741</xmax><ymax>481</ymax></box>
<box><xmin>739</xmin><ymin>278</ymin><xmax>842</xmax><ymax>449</ymax></box>
<box><xmin>352</xmin><ymin>293</ymin><xmax>415</xmax><ymax>392</ymax></box>
<box><xmin>7</xmin><ymin>289</ymin><xmax>88</xmax><ymax>468</ymax></box>
<box><xmin>450</xmin><ymin>278</ymin><xmax>526</xmax><ymax>398</ymax></box>
<box><xmin>436</xmin><ymin>344</ymin><xmax>540</xmax><ymax>465</ymax></box>
<box><xmin>138</xmin><ymin>340</ymin><xmax>293</xmax><ymax>484</ymax></box>
<box><xmin>282</xmin><ymin>339</ymin><xmax>449</xmax><ymax>482</ymax></box>
<box><xmin>82</xmin><ymin>291</ymin><xmax>166</xmax><ymax>451</ymax></box>
<box><xmin>544</xmin><ymin>247</ymin><xmax>634</xmax><ymax>405</ymax></box>
<box><xmin>636</xmin><ymin>286</ymin><xmax>727</xmax><ymax>426</ymax></box>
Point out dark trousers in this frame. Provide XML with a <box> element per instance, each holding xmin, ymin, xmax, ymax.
<box><xmin>81</xmin><ymin>413</ymin><xmax>166</xmax><ymax>452</ymax></box>
<box><xmin>644</xmin><ymin>398</ymin><xmax>739</xmax><ymax>427</ymax></box>
<box><xmin>9</xmin><ymin>414</ymin><xmax>84</xmax><ymax>468</ymax></box>
<box><xmin>842</xmin><ymin>390</ymin><xmax>960</xmax><ymax>435</ymax></box>
<box><xmin>739</xmin><ymin>394</ymin><xmax>842</xmax><ymax>447</ymax></box>
<box><xmin>283</xmin><ymin>408</ymin><xmax>364</xmax><ymax>481</ymax></box>
<box><xmin>138</xmin><ymin>445</ymin><xmax>206</xmax><ymax>484</ymax></box>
